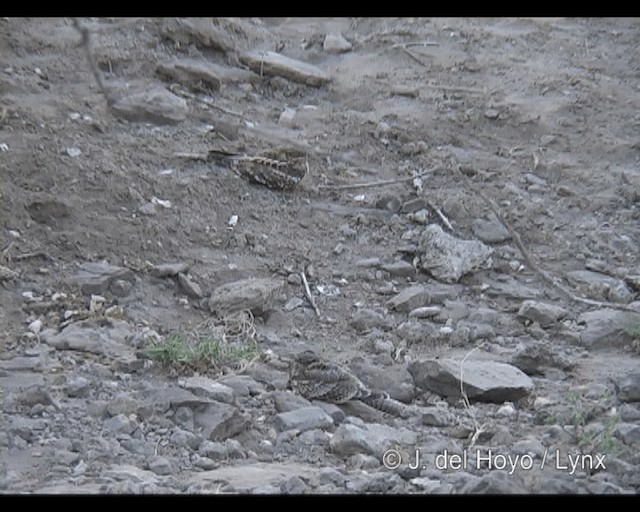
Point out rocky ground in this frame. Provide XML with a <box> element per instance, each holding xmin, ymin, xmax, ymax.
<box><xmin>1</xmin><ymin>17</ymin><xmax>640</xmax><ymax>494</ymax></box>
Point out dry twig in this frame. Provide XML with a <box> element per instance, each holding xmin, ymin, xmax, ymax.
<box><xmin>318</xmin><ymin>166</ymin><xmax>438</xmax><ymax>191</ymax></box>
<box><xmin>300</xmin><ymin>271</ymin><xmax>320</xmax><ymax>317</ymax></box>
<box><xmin>423</xmin><ymin>83</ymin><xmax>486</xmax><ymax>95</ymax></box>
<box><xmin>14</xmin><ymin>251</ymin><xmax>51</xmax><ymax>261</ymax></box>
<box><xmin>72</xmin><ymin>18</ymin><xmax>116</xmax><ymax>108</ymax></box>
<box><xmin>459</xmin><ymin>343</ymin><xmax>486</xmax><ymax>449</ymax></box>
<box><xmin>426</xmin><ymin>200</ymin><xmax>455</xmax><ymax>232</ymax></box>
<box><xmin>454</xmin><ymin>166</ymin><xmax>638</xmax><ymax>312</ymax></box>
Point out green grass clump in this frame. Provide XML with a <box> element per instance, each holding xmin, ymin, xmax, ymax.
<box><xmin>139</xmin><ymin>313</ymin><xmax>260</xmax><ymax>374</ymax></box>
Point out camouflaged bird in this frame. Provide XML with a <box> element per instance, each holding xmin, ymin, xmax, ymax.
<box><xmin>208</xmin><ymin>147</ymin><xmax>307</xmax><ymax>190</ymax></box>
<box><xmin>288</xmin><ymin>350</ymin><xmax>408</xmax><ymax>417</ymax></box>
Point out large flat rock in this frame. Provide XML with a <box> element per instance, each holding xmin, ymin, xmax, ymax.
<box><xmin>577</xmin><ymin>308</ymin><xmax>640</xmax><ymax>349</ymax></box>
<box><xmin>208</xmin><ymin>278</ymin><xmax>284</xmax><ymax>316</ymax></box>
<box><xmin>240</xmin><ymin>50</ymin><xmax>331</xmax><ymax>87</ymax></box>
<box><xmin>112</xmin><ymin>88</ymin><xmax>188</xmax><ymax>125</ymax></box>
<box><xmin>409</xmin><ymin>358</ymin><xmax>534</xmax><ymax>403</ymax></box>
<box><xmin>419</xmin><ymin>224</ymin><xmax>493</xmax><ymax>283</ymax></box>
<box><xmin>186</xmin><ymin>462</ymin><xmax>318</xmax><ymax>492</ymax></box>
<box><xmin>69</xmin><ymin>261</ymin><xmax>134</xmax><ymax>295</ymax></box>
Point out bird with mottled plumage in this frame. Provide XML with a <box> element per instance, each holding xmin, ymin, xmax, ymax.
<box><xmin>288</xmin><ymin>350</ymin><xmax>408</xmax><ymax>417</ymax></box>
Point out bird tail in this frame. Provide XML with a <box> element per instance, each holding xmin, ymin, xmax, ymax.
<box><xmin>357</xmin><ymin>392</ymin><xmax>409</xmax><ymax>417</ymax></box>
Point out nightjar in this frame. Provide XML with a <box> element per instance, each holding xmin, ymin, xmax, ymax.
<box><xmin>288</xmin><ymin>350</ymin><xmax>408</xmax><ymax>417</ymax></box>
<box><xmin>208</xmin><ymin>147</ymin><xmax>307</xmax><ymax>190</ymax></box>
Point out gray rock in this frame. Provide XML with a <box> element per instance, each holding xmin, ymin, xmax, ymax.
<box><xmin>147</xmin><ymin>455</ymin><xmax>173</xmax><ymax>476</ymax></box>
<box><xmin>179</xmin><ymin>376</ymin><xmax>235</xmax><ymax>403</ymax></box>
<box><xmin>247</xmin><ymin>363</ymin><xmax>289</xmax><ymax>390</ymax></box>
<box><xmin>350</xmin><ymin>308</ymin><xmax>394</xmax><ymax>332</ymax></box>
<box><xmin>87</xmin><ymin>400</ymin><xmax>109</xmax><ymax>419</ymax></box>
<box><xmin>8</xmin><ymin>416</ymin><xmax>47</xmax><ymax>441</ymax></box>
<box><xmin>199</xmin><ymin>440</ymin><xmax>228</xmax><ymax>460</ymax></box>
<box><xmin>401</xmin><ymin>197</ymin><xmax>428</xmax><ymax>214</ymax></box>
<box><xmin>421</xmin><ymin>407</ymin><xmax>452</xmax><ymax>427</ymax></box>
<box><xmin>271</xmin><ymin>390</ymin><xmax>312</xmax><ymax>413</ymax></box>
<box><xmin>577</xmin><ymin>309</ymin><xmax>640</xmax><ymax>349</ymax></box>
<box><xmin>107</xmin><ymin>394</ymin><xmax>141</xmax><ymax>417</ymax></box>
<box><xmin>103</xmin><ymin>414</ymin><xmax>137</xmax><ymax>435</ymax></box>
<box><xmin>137</xmin><ymin>386</ymin><xmax>215</xmax><ymax>413</ymax></box>
<box><xmin>567</xmin><ymin>270</ymin><xmax>634</xmax><ymax>303</ymax></box>
<box><xmin>490</xmin><ymin>425</ymin><xmax>514</xmax><ymax>446</ymax></box>
<box><xmin>192</xmin><ymin>454</ymin><xmax>218</xmax><ymax>470</ymax></box>
<box><xmin>218</xmin><ymin>375</ymin><xmax>261</xmax><ymax>397</ymax></box>
<box><xmin>173</xmin><ymin>406</ymin><xmax>195</xmax><ymax>430</ymax></box>
<box><xmin>13</xmin><ymin>385</ymin><xmax>61</xmax><ymax>410</ymax></box>
<box><xmin>460</xmin><ymin>471</ymin><xmax>526</xmax><ymax>494</ymax></box>
<box><xmin>329</xmin><ymin>424</ymin><xmax>373</xmax><ymax>457</ymax></box>
<box><xmin>185</xmin><ymin>462</ymin><xmax>317</xmax><ymax>493</ymax></box>
<box><xmin>138</xmin><ymin>201</ymin><xmax>158</xmax><ymax>216</ymax></box>
<box><xmin>618</xmin><ymin>403</ymin><xmax>640</xmax><ymax>421</ymax></box>
<box><xmin>517</xmin><ymin>300</ymin><xmax>569</xmax><ymax>328</ymax></box>
<box><xmin>346</xmin><ymin>472</ymin><xmax>405</xmax><ymax>493</ymax></box>
<box><xmin>110</xmin><ymin>279</ymin><xmax>133</xmax><ymax>297</ymax></box>
<box><xmin>419</xmin><ymin>224</ymin><xmax>493</xmax><ymax>283</ymax></box>
<box><xmin>149</xmin><ymin>262</ymin><xmax>190</xmax><ymax>277</ymax></box>
<box><xmin>410</xmin><ymin>477</ymin><xmax>444</xmax><ymax>493</ymax></box>
<box><xmin>170</xmin><ymin>428</ymin><xmax>202</xmax><ymax>449</ymax></box>
<box><xmin>225</xmin><ymin>439</ymin><xmax>245</xmax><ymax>459</ymax></box>
<box><xmin>252</xmin><ymin>485</ymin><xmax>280</xmax><ymax>494</ymax></box>
<box><xmin>44</xmin><ymin>319</ymin><xmax>135</xmax><ymax>361</ymax></box>
<box><xmin>194</xmin><ymin>402</ymin><xmax>249</xmax><ymax>441</ymax></box>
<box><xmin>278</xmin><ymin>107</ymin><xmax>297</xmax><ymax>128</ymax></box>
<box><xmin>0</xmin><ymin>354</ymin><xmax>47</xmax><ymax>372</ymax></box>
<box><xmin>615</xmin><ymin>423</ymin><xmax>640</xmax><ymax>445</ymax></box>
<box><xmin>280</xmin><ymin>475</ymin><xmax>308</xmax><ymax>494</ymax></box>
<box><xmin>208</xmin><ymin>278</ymin><xmax>284</xmax><ymax>316</ymax></box>
<box><xmin>409</xmin><ymin>306</ymin><xmax>442</xmax><ymax>318</ymax></box>
<box><xmin>119</xmin><ymin>438</ymin><xmax>154</xmax><ymax>456</ymax></box>
<box><xmin>355</xmin><ymin>257</ymin><xmax>381</xmax><ymax>268</ymax></box>
<box><xmin>409</xmin><ymin>358</ymin><xmax>534</xmax><ymax>402</ymax></box>
<box><xmin>330</xmin><ymin>422</ymin><xmax>417</xmax><ymax>459</ymax></box>
<box><xmin>381</xmin><ymin>261</ymin><xmax>416</xmax><ymax>278</ymax></box>
<box><xmin>318</xmin><ymin>468</ymin><xmax>346</xmax><ymax>486</ymax></box>
<box><xmin>585</xmin><ymin>480</ymin><xmax>629</xmax><ymax>494</ymax></box>
<box><xmin>370</xmin><ymin>338</ymin><xmax>395</xmax><ymax>354</ymax></box>
<box><xmin>112</xmin><ymin>88</ymin><xmax>188</xmax><ymax>125</ymax></box>
<box><xmin>323</xmin><ymin>33</ymin><xmax>352</xmax><ymax>53</ymax></box>
<box><xmin>625</xmin><ymin>274</ymin><xmax>640</xmax><ymax>292</ymax></box>
<box><xmin>510</xmin><ymin>342</ymin><xmax>575</xmax><ymax>375</ymax></box>
<box><xmin>156</xmin><ymin>60</ymin><xmax>221</xmax><ymax>92</ymax></box>
<box><xmin>386</xmin><ymin>285</ymin><xmax>430</xmax><ymax>312</ymax></box>
<box><xmin>471</xmin><ymin>217</ymin><xmax>511</xmax><ymax>243</ymax></box>
<box><xmin>177</xmin><ymin>272</ymin><xmax>203</xmax><ymax>299</ymax></box>
<box><xmin>613</xmin><ymin>372</ymin><xmax>640</xmax><ymax>402</ymax></box>
<box><xmin>274</xmin><ymin>406</ymin><xmax>334</xmax><ymax>432</ymax></box>
<box><xmin>284</xmin><ymin>297</ymin><xmax>305</xmax><ymax>311</ymax></box>
<box><xmin>315</xmin><ymin>402</ymin><xmax>346</xmax><ymax>424</ymax></box>
<box><xmin>484</xmin><ymin>274</ymin><xmax>544</xmax><ymax>300</ymax></box>
<box><xmin>240</xmin><ymin>50</ymin><xmax>331</xmax><ymax>87</ymax></box>
<box><xmin>160</xmin><ymin>18</ymin><xmax>236</xmax><ymax>55</ymax></box>
<box><xmin>512</xmin><ymin>439</ymin><xmax>546</xmax><ymax>457</ymax></box>
<box><xmin>68</xmin><ymin>261</ymin><xmax>134</xmax><ymax>295</ymax></box>
<box><xmin>387</xmin><ymin>283</ymin><xmax>463</xmax><ymax>312</ymax></box>
<box><xmin>348</xmin><ymin>358</ymin><xmax>415</xmax><ymax>403</ymax></box>
<box><xmin>451</xmin><ymin>321</ymin><xmax>496</xmax><ymax>343</ymax></box>
<box><xmin>346</xmin><ymin>453</ymin><xmax>380</xmax><ymax>470</ymax></box>
<box><xmin>287</xmin><ymin>273</ymin><xmax>303</xmax><ymax>285</ymax></box>
<box><xmin>65</xmin><ymin>375</ymin><xmax>91</xmax><ymax>398</ymax></box>
<box><xmin>396</xmin><ymin>319</ymin><xmax>438</xmax><ymax>345</ymax></box>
